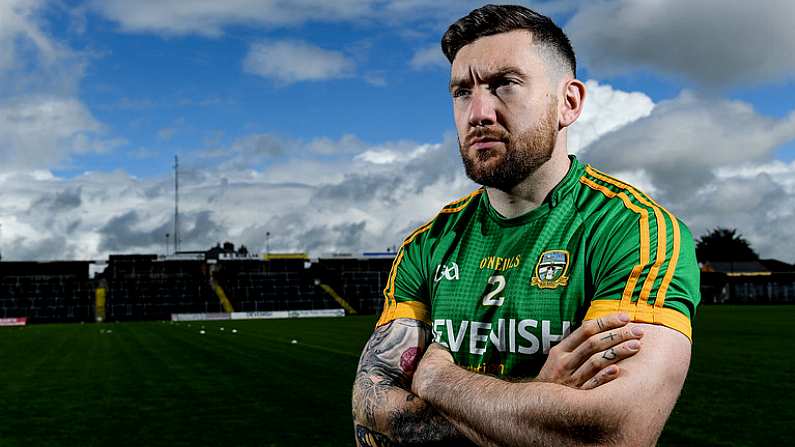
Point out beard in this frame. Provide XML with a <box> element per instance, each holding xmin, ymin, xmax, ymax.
<box><xmin>460</xmin><ymin>104</ymin><xmax>558</xmax><ymax>192</ymax></box>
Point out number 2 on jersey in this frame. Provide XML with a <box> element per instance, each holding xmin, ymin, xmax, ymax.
<box><xmin>482</xmin><ymin>274</ymin><xmax>506</xmax><ymax>306</ymax></box>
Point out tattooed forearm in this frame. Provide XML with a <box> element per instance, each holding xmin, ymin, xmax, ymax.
<box><xmin>352</xmin><ymin>319</ymin><xmax>427</xmax><ymax>427</ymax></box>
<box><xmin>352</xmin><ymin>319</ymin><xmax>471</xmax><ymax>446</ymax></box>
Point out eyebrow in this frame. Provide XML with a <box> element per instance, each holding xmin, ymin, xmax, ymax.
<box><xmin>449</xmin><ymin>66</ymin><xmax>526</xmax><ymax>92</ymax></box>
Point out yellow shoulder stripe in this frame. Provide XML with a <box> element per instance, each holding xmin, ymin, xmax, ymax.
<box><xmin>585</xmin><ymin>166</ymin><xmax>681</xmax><ymax>309</ymax></box>
<box><xmin>581</xmin><ymin>166</ymin><xmax>688</xmax><ymax>338</ymax></box>
<box><xmin>377</xmin><ymin>189</ymin><xmax>482</xmax><ymax>328</ymax></box>
<box><xmin>579</xmin><ymin>176</ymin><xmax>649</xmax><ymax>308</ymax></box>
<box><xmin>585</xmin><ymin>166</ymin><xmax>666</xmax><ymax>311</ymax></box>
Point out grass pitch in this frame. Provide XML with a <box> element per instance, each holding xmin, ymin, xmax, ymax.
<box><xmin>0</xmin><ymin>305</ymin><xmax>791</xmax><ymax>446</ymax></box>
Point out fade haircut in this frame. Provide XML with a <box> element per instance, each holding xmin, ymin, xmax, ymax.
<box><xmin>441</xmin><ymin>4</ymin><xmax>576</xmax><ymax>78</ymax></box>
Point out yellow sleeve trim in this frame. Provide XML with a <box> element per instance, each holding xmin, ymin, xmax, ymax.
<box><xmin>580</xmin><ymin>176</ymin><xmax>650</xmax><ymax>308</ymax></box>
<box><xmin>584</xmin><ymin>299</ymin><xmax>692</xmax><ymax>341</ymax></box>
<box><xmin>376</xmin><ymin>301</ymin><xmax>430</xmax><ymax>327</ymax></box>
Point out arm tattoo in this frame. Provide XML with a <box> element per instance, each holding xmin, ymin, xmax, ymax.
<box><xmin>353</xmin><ymin>320</ymin><xmax>426</xmax><ymax>426</ymax></box>
<box><xmin>601</xmin><ymin>348</ymin><xmax>617</xmax><ymax>360</ymax></box>
<box><xmin>352</xmin><ymin>319</ymin><xmax>471</xmax><ymax>445</ymax></box>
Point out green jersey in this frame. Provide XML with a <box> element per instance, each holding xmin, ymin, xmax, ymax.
<box><xmin>377</xmin><ymin>156</ymin><xmax>700</xmax><ymax>378</ymax></box>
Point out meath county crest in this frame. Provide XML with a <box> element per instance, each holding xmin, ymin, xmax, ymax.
<box><xmin>531</xmin><ymin>250</ymin><xmax>570</xmax><ymax>289</ymax></box>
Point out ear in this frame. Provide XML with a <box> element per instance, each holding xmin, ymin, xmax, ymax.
<box><xmin>559</xmin><ymin>78</ymin><xmax>586</xmax><ymax>129</ymax></box>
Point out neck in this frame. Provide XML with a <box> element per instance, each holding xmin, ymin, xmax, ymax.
<box><xmin>485</xmin><ymin>146</ymin><xmax>571</xmax><ymax>219</ymax></box>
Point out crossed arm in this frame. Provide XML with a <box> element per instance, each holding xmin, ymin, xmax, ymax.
<box><xmin>351</xmin><ymin>313</ymin><xmax>667</xmax><ymax>446</ymax></box>
<box><xmin>351</xmin><ymin>319</ymin><xmax>470</xmax><ymax>446</ymax></box>
<box><xmin>412</xmin><ymin>323</ymin><xmax>691</xmax><ymax>446</ymax></box>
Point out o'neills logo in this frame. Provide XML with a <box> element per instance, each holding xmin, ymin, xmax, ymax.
<box><xmin>479</xmin><ymin>255</ymin><xmax>521</xmax><ymax>272</ymax></box>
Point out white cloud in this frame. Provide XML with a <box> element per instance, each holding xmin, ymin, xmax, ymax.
<box><xmin>308</xmin><ymin>134</ymin><xmax>367</xmax><ymax>155</ymax></box>
<box><xmin>410</xmin><ymin>45</ymin><xmax>447</xmax><ymax>70</ymax></box>
<box><xmin>580</xmin><ymin>92</ymin><xmax>795</xmax><ymax>197</ymax></box>
<box><xmin>89</xmin><ymin>0</ymin><xmax>378</xmax><ymax>36</ymax></box>
<box><xmin>0</xmin><ymin>133</ymin><xmax>473</xmax><ymax>260</ymax></box>
<box><xmin>0</xmin><ymin>0</ymin><xmax>115</xmax><ymax>171</ymax></box>
<box><xmin>355</xmin><ymin>142</ymin><xmax>435</xmax><ymax>164</ymax></box>
<box><xmin>568</xmin><ymin>80</ymin><xmax>654</xmax><ymax>154</ymax></box>
<box><xmin>0</xmin><ymin>0</ymin><xmax>54</xmax><ymax>72</ymax></box>
<box><xmin>0</xmin><ymin>0</ymin><xmax>85</xmax><ymax>96</ymax></box>
<box><xmin>0</xmin><ymin>96</ymin><xmax>118</xmax><ymax>171</ymax></box>
<box><xmin>567</xmin><ymin>0</ymin><xmax>795</xmax><ymax>87</ymax></box>
<box><xmin>243</xmin><ymin>40</ymin><xmax>354</xmax><ymax>84</ymax></box>
<box><xmin>677</xmin><ymin>169</ymin><xmax>795</xmax><ymax>263</ymax></box>
<box><xmin>87</xmin><ymin>0</ymin><xmax>573</xmax><ymax>37</ymax></box>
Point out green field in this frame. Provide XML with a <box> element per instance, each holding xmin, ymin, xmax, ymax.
<box><xmin>0</xmin><ymin>305</ymin><xmax>791</xmax><ymax>446</ymax></box>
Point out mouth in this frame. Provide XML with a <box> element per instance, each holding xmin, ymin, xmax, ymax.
<box><xmin>469</xmin><ymin>140</ymin><xmax>503</xmax><ymax>152</ymax></box>
<box><xmin>466</xmin><ymin>128</ymin><xmax>508</xmax><ymax>152</ymax></box>
<box><xmin>469</xmin><ymin>138</ymin><xmax>504</xmax><ymax>151</ymax></box>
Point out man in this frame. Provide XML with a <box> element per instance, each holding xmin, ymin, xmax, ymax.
<box><xmin>352</xmin><ymin>4</ymin><xmax>700</xmax><ymax>446</ymax></box>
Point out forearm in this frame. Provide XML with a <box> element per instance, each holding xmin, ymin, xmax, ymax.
<box><xmin>352</xmin><ymin>376</ymin><xmax>470</xmax><ymax>446</ymax></box>
<box><xmin>352</xmin><ymin>319</ymin><xmax>473</xmax><ymax>446</ymax></box>
<box><xmin>417</xmin><ymin>364</ymin><xmax>622</xmax><ymax>447</ymax></box>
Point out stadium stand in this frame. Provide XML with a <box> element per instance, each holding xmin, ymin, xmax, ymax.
<box><xmin>313</xmin><ymin>255</ymin><xmax>394</xmax><ymax>315</ymax></box>
<box><xmin>213</xmin><ymin>254</ymin><xmax>340</xmax><ymax>312</ymax></box>
<box><xmin>4</xmin><ymin>248</ymin><xmax>795</xmax><ymax>325</ymax></box>
<box><xmin>102</xmin><ymin>255</ymin><xmax>217</xmax><ymax>321</ymax></box>
<box><xmin>0</xmin><ymin>261</ymin><xmax>93</xmax><ymax>323</ymax></box>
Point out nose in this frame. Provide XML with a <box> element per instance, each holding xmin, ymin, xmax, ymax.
<box><xmin>468</xmin><ymin>88</ymin><xmax>497</xmax><ymax>128</ymax></box>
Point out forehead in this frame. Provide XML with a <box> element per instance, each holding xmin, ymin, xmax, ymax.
<box><xmin>451</xmin><ymin>30</ymin><xmax>544</xmax><ymax>79</ymax></box>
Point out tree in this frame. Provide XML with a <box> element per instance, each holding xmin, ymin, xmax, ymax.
<box><xmin>696</xmin><ymin>227</ymin><xmax>758</xmax><ymax>263</ymax></box>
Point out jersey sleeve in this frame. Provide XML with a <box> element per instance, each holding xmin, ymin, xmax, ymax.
<box><xmin>375</xmin><ymin>225</ymin><xmax>432</xmax><ymax>327</ymax></box>
<box><xmin>585</xmin><ymin>208</ymin><xmax>701</xmax><ymax>341</ymax></box>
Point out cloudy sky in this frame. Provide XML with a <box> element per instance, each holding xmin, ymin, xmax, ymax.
<box><xmin>1</xmin><ymin>0</ymin><xmax>794</xmax><ymax>262</ymax></box>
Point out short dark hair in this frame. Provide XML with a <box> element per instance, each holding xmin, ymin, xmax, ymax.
<box><xmin>441</xmin><ymin>4</ymin><xmax>576</xmax><ymax>78</ymax></box>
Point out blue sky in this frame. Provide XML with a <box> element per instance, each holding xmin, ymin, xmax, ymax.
<box><xmin>1</xmin><ymin>0</ymin><xmax>794</xmax><ymax>262</ymax></box>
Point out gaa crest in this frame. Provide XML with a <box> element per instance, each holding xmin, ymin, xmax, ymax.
<box><xmin>531</xmin><ymin>250</ymin><xmax>570</xmax><ymax>289</ymax></box>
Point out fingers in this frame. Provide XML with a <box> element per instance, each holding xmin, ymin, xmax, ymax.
<box><xmin>556</xmin><ymin>312</ymin><xmax>631</xmax><ymax>352</ymax></box>
<box><xmin>580</xmin><ymin>365</ymin><xmax>620</xmax><ymax>390</ymax></box>
<box><xmin>570</xmin><ymin>339</ymin><xmax>641</xmax><ymax>387</ymax></box>
<box><xmin>567</xmin><ymin>323</ymin><xmax>644</xmax><ymax>369</ymax></box>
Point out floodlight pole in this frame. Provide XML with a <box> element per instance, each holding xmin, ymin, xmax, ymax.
<box><xmin>174</xmin><ymin>155</ymin><xmax>180</xmax><ymax>254</ymax></box>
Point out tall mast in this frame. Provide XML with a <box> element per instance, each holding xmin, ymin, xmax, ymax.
<box><xmin>174</xmin><ymin>155</ymin><xmax>180</xmax><ymax>253</ymax></box>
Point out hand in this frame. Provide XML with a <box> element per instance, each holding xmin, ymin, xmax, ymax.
<box><xmin>535</xmin><ymin>312</ymin><xmax>644</xmax><ymax>390</ymax></box>
<box><xmin>411</xmin><ymin>343</ymin><xmax>454</xmax><ymax>398</ymax></box>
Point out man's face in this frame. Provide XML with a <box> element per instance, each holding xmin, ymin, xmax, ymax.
<box><xmin>450</xmin><ymin>30</ymin><xmax>559</xmax><ymax>191</ymax></box>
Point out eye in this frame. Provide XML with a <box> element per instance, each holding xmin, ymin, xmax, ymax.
<box><xmin>452</xmin><ymin>88</ymin><xmax>471</xmax><ymax>99</ymax></box>
<box><xmin>490</xmin><ymin>78</ymin><xmax>517</xmax><ymax>93</ymax></box>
